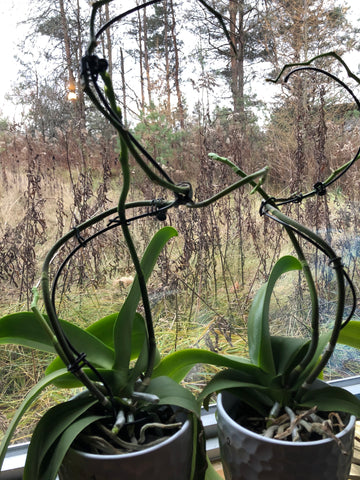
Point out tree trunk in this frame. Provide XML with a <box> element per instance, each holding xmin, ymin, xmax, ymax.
<box><xmin>75</xmin><ymin>0</ymin><xmax>86</xmax><ymax>124</ymax></box>
<box><xmin>229</xmin><ymin>0</ymin><xmax>245</xmax><ymax>116</ymax></box>
<box><xmin>164</xmin><ymin>0</ymin><xmax>172</xmax><ymax>119</ymax></box>
<box><xmin>58</xmin><ymin>0</ymin><xmax>76</xmax><ymax>92</ymax></box>
<box><xmin>170</xmin><ymin>0</ymin><xmax>185</xmax><ymax>128</ymax></box>
<box><xmin>105</xmin><ymin>3</ymin><xmax>113</xmax><ymax>78</ymax></box>
<box><xmin>120</xmin><ymin>48</ymin><xmax>128</xmax><ymax>125</ymax></box>
<box><xmin>143</xmin><ymin>6</ymin><xmax>152</xmax><ymax>107</ymax></box>
<box><xmin>137</xmin><ymin>7</ymin><xmax>145</xmax><ymax>111</ymax></box>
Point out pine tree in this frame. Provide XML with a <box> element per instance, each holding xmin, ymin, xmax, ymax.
<box><xmin>14</xmin><ymin>0</ymin><xmax>88</xmax><ymax>137</ymax></box>
<box><xmin>263</xmin><ymin>0</ymin><xmax>356</xmax><ymax>191</ymax></box>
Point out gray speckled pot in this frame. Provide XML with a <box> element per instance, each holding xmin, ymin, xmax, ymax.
<box><xmin>58</xmin><ymin>417</ymin><xmax>193</xmax><ymax>480</ymax></box>
<box><xmin>217</xmin><ymin>391</ymin><xmax>355</xmax><ymax>480</ymax></box>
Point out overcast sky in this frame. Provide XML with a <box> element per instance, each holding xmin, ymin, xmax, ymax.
<box><xmin>1</xmin><ymin>0</ymin><xmax>360</xmax><ymax>121</ymax></box>
<box><xmin>0</xmin><ymin>0</ymin><xmax>29</xmax><ymax>120</ymax></box>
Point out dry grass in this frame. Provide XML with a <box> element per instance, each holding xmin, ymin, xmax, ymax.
<box><xmin>1</xmin><ymin>123</ymin><xmax>360</xmax><ymax>444</ymax></box>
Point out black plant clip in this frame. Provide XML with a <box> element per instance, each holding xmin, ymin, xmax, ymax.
<box><xmin>150</xmin><ymin>199</ymin><xmax>168</xmax><ymax>222</ymax></box>
<box><xmin>72</xmin><ymin>226</ymin><xmax>87</xmax><ymax>247</ymax></box>
<box><xmin>68</xmin><ymin>352</ymin><xmax>87</xmax><ymax>374</ymax></box>
<box><xmin>259</xmin><ymin>197</ymin><xmax>276</xmax><ymax>216</ymax></box>
<box><xmin>314</xmin><ymin>181</ymin><xmax>327</xmax><ymax>196</ymax></box>
<box><xmin>174</xmin><ymin>182</ymin><xmax>194</xmax><ymax>207</ymax></box>
<box><xmin>81</xmin><ymin>55</ymin><xmax>109</xmax><ymax>83</ymax></box>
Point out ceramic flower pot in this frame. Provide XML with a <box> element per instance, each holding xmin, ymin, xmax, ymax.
<box><xmin>58</xmin><ymin>416</ymin><xmax>193</xmax><ymax>480</ymax></box>
<box><xmin>217</xmin><ymin>391</ymin><xmax>356</xmax><ymax>480</ymax></box>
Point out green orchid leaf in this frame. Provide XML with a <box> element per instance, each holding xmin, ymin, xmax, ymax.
<box><xmin>153</xmin><ymin>348</ymin><xmax>266</xmax><ymax>384</ymax></box>
<box><xmin>85</xmin><ymin>312</ymin><xmax>117</xmax><ymax>346</ymax></box>
<box><xmin>297</xmin><ymin>331</ymin><xmax>331</xmax><ymax>385</ymax></box>
<box><xmin>127</xmin><ymin>316</ymin><xmax>150</xmax><ymax>387</ymax></box>
<box><xmin>198</xmin><ymin>368</ymin><xmax>270</xmax><ymax>410</ymax></box>
<box><xmin>299</xmin><ymin>385</ymin><xmax>360</xmax><ymax>417</ymax></box>
<box><xmin>338</xmin><ymin>320</ymin><xmax>360</xmax><ymax>349</ymax></box>
<box><xmin>129</xmin><ymin>313</ymin><xmax>154</xmax><ymax>363</ymax></box>
<box><xmin>36</xmin><ymin>413</ymin><xmax>108</xmax><ymax>480</ymax></box>
<box><xmin>271</xmin><ymin>336</ymin><xmax>309</xmax><ymax>375</ymax></box>
<box><xmin>0</xmin><ymin>310</ymin><xmax>115</xmax><ymax>373</ymax></box>
<box><xmin>86</xmin><ymin>312</ymin><xmax>147</xmax><ymax>361</ymax></box>
<box><xmin>248</xmin><ymin>255</ymin><xmax>302</xmax><ymax>373</ymax></box>
<box><xmin>44</xmin><ymin>357</ymin><xmax>75</xmax><ymax>378</ymax></box>
<box><xmin>146</xmin><ymin>376</ymin><xmax>201</xmax><ymax>416</ymax></box>
<box><xmin>220</xmin><ymin>386</ymin><xmax>275</xmax><ymax>416</ymax></box>
<box><xmin>128</xmin><ymin>317</ymin><xmax>161</xmax><ymax>386</ymax></box>
<box><xmin>60</xmin><ymin>321</ymin><xmax>115</xmax><ymax>368</ymax></box>
<box><xmin>205</xmin><ymin>458</ymin><xmax>224</xmax><ymax>480</ymax></box>
<box><xmin>0</xmin><ymin>311</ymin><xmax>57</xmax><ymax>353</ymax></box>
<box><xmin>23</xmin><ymin>394</ymin><xmax>98</xmax><ymax>480</ymax></box>
<box><xmin>43</xmin><ymin>370</ymin><xmax>91</xmax><ymax>388</ymax></box>
<box><xmin>46</xmin><ymin>312</ymin><xmax>148</xmax><ymax>377</ymax></box>
<box><xmin>45</xmin><ymin>368</ymin><xmax>131</xmax><ymax>396</ymax></box>
<box><xmin>45</xmin><ymin>323</ymin><xmax>114</xmax><ymax>374</ymax></box>
<box><xmin>0</xmin><ymin>368</ymin><xmax>69</xmax><ymax>470</ymax></box>
<box><xmin>113</xmin><ymin>226</ymin><xmax>178</xmax><ymax>372</ymax></box>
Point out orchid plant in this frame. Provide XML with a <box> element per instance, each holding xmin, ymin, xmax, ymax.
<box><xmin>155</xmin><ymin>52</ymin><xmax>360</xmax><ymax>436</ymax></box>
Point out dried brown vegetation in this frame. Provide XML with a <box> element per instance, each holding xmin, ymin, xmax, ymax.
<box><xmin>1</xmin><ymin>90</ymin><xmax>360</xmax><ymax>442</ymax></box>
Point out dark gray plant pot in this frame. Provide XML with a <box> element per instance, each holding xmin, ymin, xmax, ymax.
<box><xmin>217</xmin><ymin>391</ymin><xmax>355</xmax><ymax>480</ymax></box>
<box><xmin>58</xmin><ymin>416</ymin><xmax>193</xmax><ymax>480</ymax></box>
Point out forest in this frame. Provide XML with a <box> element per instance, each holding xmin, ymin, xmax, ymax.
<box><xmin>2</xmin><ymin>0</ymin><xmax>360</xmax><ymax>442</ymax></box>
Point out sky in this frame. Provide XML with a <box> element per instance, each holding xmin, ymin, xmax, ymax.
<box><xmin>0</xmin><ymin>0</ymin><xmax>30</xmax><ymax>120</ymax></box>
<box><xmin>1</xmin><ymin>0</ymin><xmax>360</xmax><ymax>121</ymax></box>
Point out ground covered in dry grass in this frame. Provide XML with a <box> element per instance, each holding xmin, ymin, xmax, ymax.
<box><xmin>1</xmin><ymin>125</ymin><xmax>360</xmax><ymax>444</ymax></box>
